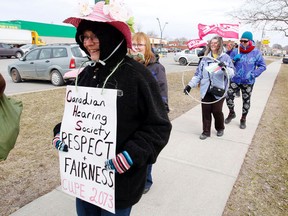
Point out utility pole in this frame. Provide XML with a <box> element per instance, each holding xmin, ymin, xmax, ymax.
<box><xmin>156</xmin><ymin>18</ymin><xmax>168</xmax><ymax>48</ymax></box>
<box><xmin>261</xmin><ymin>20</ymin><xmax>268</xmax><ymax>54</ymax></box>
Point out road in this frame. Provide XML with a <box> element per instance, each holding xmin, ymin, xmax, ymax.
<box><xmin>158</xmin><ymin>53</ymin><xmax>197</xmax><ymax>74</ymax></box>
<box><xmin>0</xmin><ymin>53</ymin><xmax>197</xmax><ymax>95</ymax></box>
<box><xmin>0</xmin><ymin>58</ymin><xmax>59</xmax><ymax>95</ymax></box>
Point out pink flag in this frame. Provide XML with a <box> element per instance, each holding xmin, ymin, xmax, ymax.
<box><xmin>198</xmin><ymin>23</ymin><xmax>239</xmax><ymax>39</ymax></box>
<box><xmin>187</xmin><ymin>39</ymin><xmax>207</xmax><ymax>50</ymax></box>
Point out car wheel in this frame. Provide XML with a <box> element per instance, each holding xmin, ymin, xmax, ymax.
<box><xmin>11</xmin><ymin>68</ymin><xmax>22</xmax><ymax>83</ymax></box>
<box><xmin>15</xmin><ymin>52</ymin><xmax>23</xmax><ymax>59</ymax></box>
<box><xmin>179</xmin><ymin>58</ymin><xmax>188</xmax><ymax>66</ymax></box>
<box><xmin>51</xmin><ymin>70</ymin><xmax>64</xmax><ymax>86</ymax></box>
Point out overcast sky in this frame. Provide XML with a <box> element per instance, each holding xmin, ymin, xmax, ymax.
<box><xmin>0</xmin><ymin>0</ymin><xmax>286</xmax><ymax>46</ymax></box>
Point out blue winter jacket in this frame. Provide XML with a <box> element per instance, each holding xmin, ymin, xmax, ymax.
<box><xmin>232</xmin><ymin>43</ymin><xmax>266</xmax><ymax>85</ymax></box>
<box><xmin>226</xmin><ymin>48</ymin><xmax>238</xmax><ymax>59</ymax></box>
<box><xmin>188</xmin><ymin>52</ymin><xmax>235</xmax><ymax>99</ymax></box>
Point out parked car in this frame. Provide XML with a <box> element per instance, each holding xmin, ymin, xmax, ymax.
<box><xmin>0</xmin><ymin>43</ymin><xmax>24</xmax><ymax>58</ymax></box>
<box><xmin>282</xmin><ymin>56</ymin><xmax>288</xmax><ymax>64</ymax></box>
<box><xmin>7</xmin><ymin>43</ymin><xmax>89</xmax><ymax>86</ymax></box>
<box><xmin>168</xmin><ymin>48</ymin><xmax>182</xmax><ymax>53</ymax></box>
<box><xmin>63</xmin><ymin>67</ymin><xmax>84</xmax><ymax>83</ymax></box>
<box><xmin>19</xmin><ymin>44</ymin><xmax>38</xmax><ymax>54</ymax></box>
<box><xmin>154</xmin><ymin>48</ymin><xmax>168</xmax><ymax>57</ymax></box>
<box><xmin>174</xmin><ymin>48</ymin><xmax>202</xmax><ymax>65</ymax></box>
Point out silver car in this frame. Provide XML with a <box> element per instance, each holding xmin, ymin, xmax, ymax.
<box><xmin>7</xmin><ymin>44</ymin><xmax>88</xmax><ymax>86</ymax></box>
<box><xmin>0</xmin><ymin>43</ymin><xmax>24</xmax><ymax>59</ymax></box>
<box><xmin>19</xmin><ymin>44</ymin><xmax>38</xmax><ymax>54</ymax></box>
<box><xmin>173</xmin><ymin>48</ymin><xmax>202</xmax><ymax>65</ymax></box>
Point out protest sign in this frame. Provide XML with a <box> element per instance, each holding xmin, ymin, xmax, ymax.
<box><xmin>198</xmin><ymin>23</ymin><xmax>239</xmax><ymax>39</ymax></box>
<box><xmin>187</xmin><ymin>39</ymin><xmax>207</xmax><ymax>50</ymax></box>
<box><xmin>59</xmin><ymin>85</ymin><xmax>117</xmax><ymax>213</ymax></box>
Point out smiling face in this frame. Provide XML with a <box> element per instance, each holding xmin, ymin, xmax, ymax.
<box><xmin>226</xmin><ymin>42</ymin><xmax>233</xmax><ymax>51</ymax></box>
<box><xmin>132</xmin><ymin>39</ymin><xmax>146</xmax><ymax>55</ymax></box>
<box><xmin>240</xmin><ymin>38</ymin><xmax>250</xmax><ymax>48</ymax></box>
<box><xmin>81</xmin><ymin>30</ymin><xmax>100</xmax><ymax>61</ymax></box>
<box><xmin>210</xmin><ymin>39</ymin><xmax>219</xmax><ymax>54</ymax></box>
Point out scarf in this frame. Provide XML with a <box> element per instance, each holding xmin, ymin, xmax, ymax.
<box><xmin>240</xmin><ymin>41</ymin><xmax>255</xmax><ymax>53</ymax></box>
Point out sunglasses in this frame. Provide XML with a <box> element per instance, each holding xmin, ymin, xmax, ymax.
<box><xmin>240</xmin><ymin>40</ymin><xmax>249</xmax><ymax>43</ymax></box>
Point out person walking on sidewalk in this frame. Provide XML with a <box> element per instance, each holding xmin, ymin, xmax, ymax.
<box><xmin>183</xmin><ymin>35</ymin><xmax>235</xmax><ymax>140</ymax></box>
<box><xmin>225</xmin><ymin>31</ymin><xmax>266</xmax><ymax>129</ymax></box>
<box><xmin>52</xmin><ymin>1</ymin><xmax>172</xmax><ymax>215</ymax></box>
<box><xmin>226</xmin><ymin>41</ymin><xmax>241</xmax><ymax>98</ymax></box>
<box><xmin>226</xmin><ymin>41</ymin><xmax>238</xmax><ymax>59</ymax></box>
<box><xmin>129</xmin><ymin>32</ymin><xmax>169</xmax><ymax>194</ymax></box>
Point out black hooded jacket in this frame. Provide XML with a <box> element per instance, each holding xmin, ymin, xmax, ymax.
<box><xmin>54</xmin><ymin>20</ymin><xmax>172</xmax><ymax>208</ymax></box>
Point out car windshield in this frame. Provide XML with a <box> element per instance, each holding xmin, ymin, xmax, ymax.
<box><xmin>2</xmin><ymin>44</ymin><xmax>11</xmax><ymax>48</ymax></box>
<box><xmin>71</xmin><ymin>46</ymin><xmax>86</xmax><ymax>57</ymax></box>
<box><xmin>25</xmin><ymin>49</ymin><xmax>40</xmax><ymax>61</ymax></box>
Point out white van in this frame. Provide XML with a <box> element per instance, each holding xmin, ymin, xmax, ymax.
<box><xmin>173</xmin><ymin>48</ymin><xmax>202</xmax><ymax>65</ymax></box>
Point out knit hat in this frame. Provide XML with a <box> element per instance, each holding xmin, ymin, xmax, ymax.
<box><xmin>63</xmin><ymin>1</ymin><xmax>134</xmax><ymax>48</ymax></box>
<box><xmin>241</xmin><ymin>31</ymin><xmax>253</xmax><ymax>41</ymax></box>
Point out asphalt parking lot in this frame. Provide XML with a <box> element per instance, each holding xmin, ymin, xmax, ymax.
<box><xmin>0</xmin><ymin>53</ymin><xmax>197</xmax><ymax>95</ymax></box>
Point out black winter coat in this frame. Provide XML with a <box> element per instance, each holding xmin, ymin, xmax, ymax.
<box><xmin>147</xmin><ymin>56</ymin><xmax>169</xmax><ymax>112</ymax></box>
<box><xmin>54</xmin><ymin>56</ymin><xmax>172</xmax><ymax>208</ymax></box>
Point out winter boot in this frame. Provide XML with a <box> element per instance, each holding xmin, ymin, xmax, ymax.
<box><xmin>225</xmin><ymin>111</ymin><xmax>236</xmax><ymax>124</ymax></box>
<box><xmin>240</xmin><ymin>117</ymin><xmax>246</xmax><ymax>129</ymax></box>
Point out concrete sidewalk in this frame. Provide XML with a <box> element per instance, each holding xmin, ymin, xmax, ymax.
<box><xmin>10</xmin><ymin>61</ymin><xmax>281</xmax><ymax>216</ymax></box>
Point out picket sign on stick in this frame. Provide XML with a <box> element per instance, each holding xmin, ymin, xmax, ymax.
<box><xmin>187</xmin><ymin>38</ymin><xmax>207</xmax><ymax>50</ymax></box>
<box><xmin>198</xmin><ymin>23</ymin><xmax>239</xmax><ymax>39</ymax></box>
<box><xmin>59</xmin><ymin>85</ymin><xmax>118</xmax><ymax>214</ymax></box>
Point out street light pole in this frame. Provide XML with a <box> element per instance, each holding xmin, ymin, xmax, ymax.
<box><xmin>156</xmin><ymin>18</ymin><xmax>168</xmax><ymax>48</ymax></box>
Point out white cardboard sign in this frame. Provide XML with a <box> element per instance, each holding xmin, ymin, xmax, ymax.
<box><xmin>59</xmin><ymin>86</ymin><xmax>117</xmax><ymax>213</ymax></box>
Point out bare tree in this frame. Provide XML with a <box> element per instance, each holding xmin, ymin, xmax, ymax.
<box><xmin>230</xmin><ymin>0</ymin><xmax>288</xmax><ymax>37</ymax></box>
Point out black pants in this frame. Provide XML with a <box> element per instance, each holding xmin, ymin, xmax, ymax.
<box><xmin>226</xmin><ymin>82</ymin><xmax>254</xmax><ymax>117</ymax></box>
<box><xmin>201</xmin><ymin>92</ymin><xmax>225</xmax><ymax>136</ymax></box>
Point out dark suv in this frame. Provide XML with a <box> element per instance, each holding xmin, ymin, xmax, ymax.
<box><xmin>0</xmin><ymin>43</ymin><xmax>24</xmax><ymax>58</ymax></box>
<box><xmin>7</xmin><ymin>43</ymin><xmax>88</xmax><ymax>86</ymax></box>
<box><xmin>283</xmin><ymin>55</ymin><xmax>288</xmax><ymax>64</ymax></box>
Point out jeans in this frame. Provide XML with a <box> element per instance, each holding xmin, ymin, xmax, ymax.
<box><xmin>76</xmin><ymin>198</ymin><xmax>132</xmax><ymax>216</ymax></box>
<box><xmin>145</xmin><ymin>164</ymin><xmax>153</xmax><ymax>189</ymax></box>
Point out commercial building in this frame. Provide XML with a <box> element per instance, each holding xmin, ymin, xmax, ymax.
<box><xmin>0</xmin><ymin>20</ymin><xmax>76</xmax><ymax>44</ymax></box>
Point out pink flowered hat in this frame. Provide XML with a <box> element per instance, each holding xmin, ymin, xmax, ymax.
<box><xmin>63</xmin><ymin>0</ymin><xmax>135</xmax><ymax>48</ymax></box>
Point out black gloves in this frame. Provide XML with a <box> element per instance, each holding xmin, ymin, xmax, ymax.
<box><xmin>218</xmin><ymin>61</ymin><xmax>226</xmax><ymax>68</ymax></box>
<box><xmin>218</xmin><ymin>62</ymin><xmax>226</xmax><ymax>71</ymax></box>
<box><xmin>184</xmin><ymin>85</ymin><xmax>191</xmax><ymax>95</ymax></box>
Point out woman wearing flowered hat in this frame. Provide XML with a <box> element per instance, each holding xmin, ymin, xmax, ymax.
<box><xmin>225</xmin><ymin>31</ymin><xmax>266</xmax><ymax>129</ymax></box>
<box><xmin>52</xmin><ymin>1</ymin><xmax>172</xmax><ymax>215</ymax></box>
